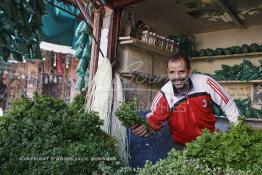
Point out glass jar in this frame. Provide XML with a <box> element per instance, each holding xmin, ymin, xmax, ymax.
<box><xmin>158</xmin><ymin>36</ymin><xmax>164</xmax><ymax>50</ymax></box>
<box><xmin>141</xmin><ymin>30</ymin><xmax>149</xmax><ymax>43</ymax></box>
<box><xmin>148</xmin><ymin>32</ymin><xmax>153</xmax><ymax>44</ymax></box>
<box><xmin>161</xmin><ymin>36</ymin><xmax>167</xmax><ymax>50</ymax></box>
<box><xmin>170</xmin><ymin>40</ymin><xmax>175</xmax><ymax>53</ymax></box>
<box><xmin>166</xmin><ymin>39</ymin><xmax>171</xmax><ymax>51</ymax></box>
<box><xmin>151</xmin><ymin>33</ymin><xmax>156</xmax><ymax>46</ymax></box>
<box><xmin>174</xmin><ymin>42</ymin><xmax>180</xmax><ymax>53</ymax></box>
<box><xmin>155</xmin><ymin>35</ymin><xmax>161</xmax><ymax>48</ymax></box>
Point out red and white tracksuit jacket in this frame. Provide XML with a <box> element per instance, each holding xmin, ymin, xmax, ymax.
<box><xmin>147</xmin><ymin>74</ymin><xmax>239</xmax><ymax>145</ymax></box>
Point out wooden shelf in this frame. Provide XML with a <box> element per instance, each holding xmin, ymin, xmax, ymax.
<box><xmin>191</xmin><ymin>52</ymin><xmax>262</xmax><ymax>62</ymax></box>
<box><xmin>119</xmin><ymin>71</ymin><xmax>168</xmax><ymax>84</ymax></box>
<box><xmin>118</xmin><ymin>36</ymin><xmax>174</xmax><ymax>57</ymax></box>
<box><xmin>119</xmin><ymin>72</ymin><xmax>262</xmax><ymax>85</ymax></box>
<box><xmin>218</xmin><ymin>80</ymin><xmax>262</xmax><ymax>84</ymax></box>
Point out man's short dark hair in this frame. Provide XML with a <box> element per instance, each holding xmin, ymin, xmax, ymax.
<box><xmin>168</xmin><ymin>52</ymin><xmax>191</xmax><ymax>70</ymax></box>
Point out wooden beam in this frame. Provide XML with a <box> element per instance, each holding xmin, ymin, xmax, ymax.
<box><xmin>86</xmin><ymin>7</ymin><xmax>104</xmax><ymax>100</ymax></box>
<box><xmin>74</xmin><ymin>0</ymin><xmax>94</xmax><ymax>27</ymax></box>
<box><xmin>107</xmin><ymin>9</ymin><xmax>123</xmax><ymax>60</ymax></box>
<box><xmin>215</xmin><ymin>0</ymin><xmax>243</xmax><ymax>28</ymax></box>
<box><xmin>104</xmin><ymin>0</ymin><xmax>146</xmax><ymax>9</ymax></box>
<box><xmin>90</xmin><ymin>0</ymin><xmax>103</xmax><ymax>9</ymax></box>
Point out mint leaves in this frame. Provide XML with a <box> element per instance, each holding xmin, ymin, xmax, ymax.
<box><xmin>139</xmin><ymin>123</ymin><xmax>262</xmax><ymax>175</ymax></box>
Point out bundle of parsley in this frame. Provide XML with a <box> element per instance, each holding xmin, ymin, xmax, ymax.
<box><xmin>116</xmin><ymin>96</ymin><xmax>149</xmax><ymax>130</ymax></box>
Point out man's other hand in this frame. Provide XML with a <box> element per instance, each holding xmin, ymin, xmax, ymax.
<box><xmin>131</xmin><ymin>124</ymin><xmax>148</xmax><ymax>137</ymax></box>
<box><xmin>214</xmin><ymin>128</ymin><xmax>220</xmax><ymax>133</ymax></box>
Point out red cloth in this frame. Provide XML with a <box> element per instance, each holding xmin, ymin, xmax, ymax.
<box><xmin>56</xmin><ymin>53</ymin><xmax>63</xmax><ymax>76</ymax></box>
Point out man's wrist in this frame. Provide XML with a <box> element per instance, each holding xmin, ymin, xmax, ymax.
<box><xmin>143</xmin><ymin>128</ymin><xmax>154</xmax><ymax>138</ymax></box>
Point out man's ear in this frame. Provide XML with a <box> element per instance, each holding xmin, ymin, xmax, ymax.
<box><xmin>166</xmin><ymin>61</ymin><xmax>169</xmax><ymax>73</ymax></box>
<box><xmin>189</xmin><ymin>68</ymin><xmax>192</xmax><ymax>75</ymax></box>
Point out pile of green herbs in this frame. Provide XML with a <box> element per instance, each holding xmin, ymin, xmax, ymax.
<box><xmin>0</xmin><ymin>94</ymin><xmax>131</xmax><ymax>175</ymax></box>
<box><xmin>139</xmin><ymin>122</ymin><xmax>262</xmax><ymax>175</ymax></box>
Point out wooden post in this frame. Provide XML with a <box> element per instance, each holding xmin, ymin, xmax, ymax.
<box><xmin>86</xmin><ymin>7</ymin><xmax>104</xmax><ymax>100</ymax></box>
<box><xmin>107</xmin><ymin>9</ymin><xmax>123</xmax><ymax>60</ymax></box>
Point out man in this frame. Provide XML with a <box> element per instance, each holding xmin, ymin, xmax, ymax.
<box><xmin>132</xmin><ymin>52</ymin><xmax>239</xmax><ymax>146</ymax></box>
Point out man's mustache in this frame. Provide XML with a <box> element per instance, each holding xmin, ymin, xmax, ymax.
<box><xmin>172</xmin><ymin>79</ymin><xmax>186</xmax><ymax>82</ymax></box>
<box><xmin>171</xmin><ymin>77</ymin><xmax>190</xmax><ymax>83</ymax></box>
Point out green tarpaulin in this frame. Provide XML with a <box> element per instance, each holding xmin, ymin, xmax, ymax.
<box><xmin>41</xmin><ymin>0</ymin><xmax>80</xmax><ymax>47</ymax></box>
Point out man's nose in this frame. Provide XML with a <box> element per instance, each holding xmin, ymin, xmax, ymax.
<box><xmin>172</xmin><ymin>72</ymin><xmax>180</xmax><ymax>79</ymax></box>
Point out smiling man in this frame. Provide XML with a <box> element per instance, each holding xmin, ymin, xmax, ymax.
<box><xmin>132</xmin><ymin>52</ymin><xmax>240</xmax><ymax>148</ymax></box>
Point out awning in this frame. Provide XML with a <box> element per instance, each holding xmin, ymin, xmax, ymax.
<box><xmin>40</xmin><ymin>42</ymin><xmax>75</xmax><ymax>54</ymax></box>
<box><xmin>41</xmin><ymin>0</ymin><xmax>80</xmax><ymax>47</ymax></box>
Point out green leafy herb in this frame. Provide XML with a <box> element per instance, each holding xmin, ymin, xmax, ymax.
<box><xmin>0</xmin><ymin>94</ymin><xmax>124</xmax><ymax>174</ymax></box>
<box><xmin>116</xmin><ymin>96</ymin><xmax>149</xmax><ymax>129</ymax></box>
<box><xmin>139</xmin><ymin>123</ymin><xmax>262</xmax><ymax>175</ymax></box>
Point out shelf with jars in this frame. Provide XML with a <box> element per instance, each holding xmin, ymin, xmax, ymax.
<box><xmin>118</xmin><ymin>35</ymin><xmax>178</xmax><ymax>57</ymax></box>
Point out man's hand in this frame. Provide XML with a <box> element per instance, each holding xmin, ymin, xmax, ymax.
<box><xmin>131</xmin><ymin>124</ymin><xmax>149</xmax><ymax>137</ymax></box>
<box><xmin>214</xmin><ymin>128</ymin><xmax>220</xmax><ymax>133</ymax></box>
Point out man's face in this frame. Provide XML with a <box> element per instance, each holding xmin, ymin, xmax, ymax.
<box><xmin>167</xmin><ymin>58</ymin><xmax>191</xmax><ymax>90</ymax></box>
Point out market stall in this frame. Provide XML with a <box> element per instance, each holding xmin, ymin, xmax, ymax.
<box><xmin>1</xmin><ymin>0</ymin><xmax>262</xmax><ymax>174</ymax></box>
<box><xmin>102</xmin><ymin>0</ymin><xmax>262</xmax><ymax>168</ymax></box>
<box><xmin>55</xmin><ymin>0</ymin><xmax>262</xmax><ymax>170</ymax></box>
<box><xmin>0</xmin><ymin>48</ymin><xmax>79</xmax><ymax>112</ymax></box>
<box><xmin>115</xmin><ymin>0</ymin><xmax>262</xmax><ymax>120</ymax></box>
